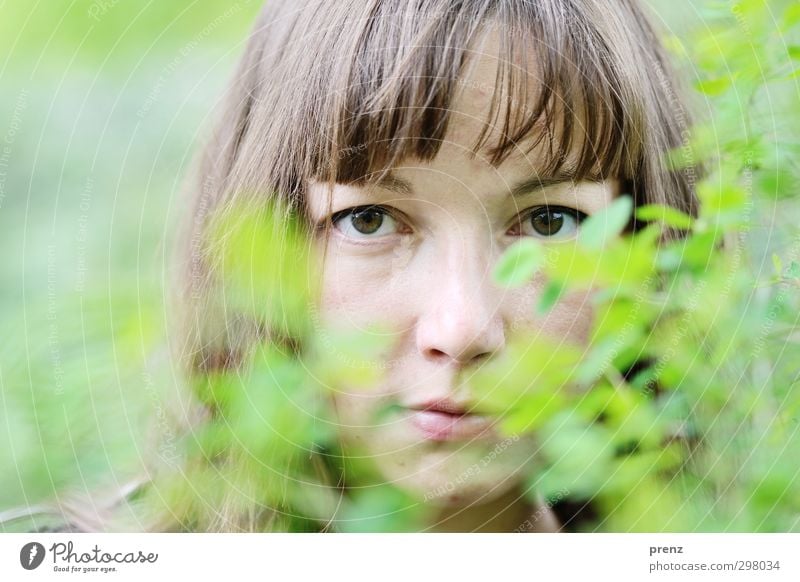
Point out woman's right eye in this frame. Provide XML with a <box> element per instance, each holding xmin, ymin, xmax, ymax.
<box><xmin>331</xmin><ymin>205</ymin><xmax>402</xmax><ymax>239</ymax></box>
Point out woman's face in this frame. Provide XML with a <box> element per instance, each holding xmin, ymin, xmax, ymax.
<box><xmin>306</xmin><ymin>32</ymin><xmax>617</xmax><ymax>508</ymax></box>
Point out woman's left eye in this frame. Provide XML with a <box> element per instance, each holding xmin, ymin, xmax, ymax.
<box><xmin>330</xmin><ymin>205</ymin><xmax>402</xmax><ymax>239</ymax></box>
<box><xmin>513</xmin><ymin>206</ymin><xmax>587</xmax><ymax>239</ymax></box>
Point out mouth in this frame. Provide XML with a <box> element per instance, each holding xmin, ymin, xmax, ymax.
<box><xmin>404</xmin><ymin>399</ymin><xmax>494</xmax><ymax>442</ymax></box>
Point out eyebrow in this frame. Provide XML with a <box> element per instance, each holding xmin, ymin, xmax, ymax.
<box><xmin>367</xmin><ymin>171</ymin><xmax>414</xmax><ymax>195</ymax></box>
<box><xmin>369</xmin><ymin>169</ymin><xmax>598</xmax><ymax>198</ymax></box>
<box><xmin>508</xmin><ymin>171</ymin><xmax>596</xmax><ymax>198</ymax></box>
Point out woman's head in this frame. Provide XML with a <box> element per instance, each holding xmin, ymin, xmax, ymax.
<box><xmin>178</xmin><ymin>0</ymin><xmax>697</xmax><ymax>523</ymax></box>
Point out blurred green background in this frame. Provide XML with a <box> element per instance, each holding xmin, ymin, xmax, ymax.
<box><xmin>0</xmin><ymin>0</ymin><xmax>266</xmax><ymax>522</ymax></box>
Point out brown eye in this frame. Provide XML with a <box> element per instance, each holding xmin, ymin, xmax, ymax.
<box><xmin>519</xmin><ymin>206</ymin><xmax>586</xmax><ymax>239</ymax></box>
<box><xmin>531</xmin><ymin>209</ymin><xmax>564</xmax><ymax>235</ymax></box>
<box><xmin>350</xmin><ymin>207</ymin><xmax>384</xmax><ymax>234</ymax></box>
<box><xmin>331</xmin><ymin>205</ymin><xmax>400</xmax><ymax>238</ymax></box>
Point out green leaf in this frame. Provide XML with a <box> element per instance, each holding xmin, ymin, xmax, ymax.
<box><xmin>789</xmin><ymin>46</ymin><xmax>800</xmax><ymax>61</ymax></box>
<box><xmin>694</xmin><ymin>77</ymin><xmax>731</xmax><ymax>96</ymax></box>
<box><xmin>788</xmin><ymin>261</ymin><xmax>800</xmax><ymax>280</ymax></box>
<box><xmin>783</xmin><ymin>4</ymin><xmax>800</xmax><ymax>30</ymax></box>
<box><xmin>578</xmin><ymin>195</ymin><xmax>633</xmax><ymax>248</ymax></box>
<box><xmin>698</xmin><ymin>181</ymin><xmax>748</xmax><ymax>224</ymax></box>
<box><xmin>636</xmin><ymin>204</ymin><xmax>695</xmax><ymax>230</ymax></box>
<box><xmin>537</xmin><ymin>281</ymin><xmax>565</xmax><ymax>314</ymax></box>
<box><xmin>784</xmin><ymin>67</ymin><xmax>800</xmax><ymax>81</ymax></box>
<box><xmin>772</xmin><ymin>254</ymin><xmax>783</xmax><ymax>276</ymax></box>
<box><xmin>493</xmin><ymin>239</ymin><xmax>544</xmax><ymax>287</ymax></box>
<box><xmin>534</xmin><ymin>414</ymin><xmax>617</xmax><ymax>500</ymax></box>
<box><xmin>207</xmin><ymin>198</ymin><xmax>316</xmax><ymax>339</ymax></box>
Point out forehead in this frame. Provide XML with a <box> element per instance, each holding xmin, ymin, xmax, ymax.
<box><xmin>448</xmin><ymin>28</ymin><xmax>532</xmax><ymax>150</ymax></box>
<box><xmin>403</xmin><ymin>26</ymin><xmax>568</xmax><ymax>180</ymax></box>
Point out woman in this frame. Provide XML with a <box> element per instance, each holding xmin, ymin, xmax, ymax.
<box><xmin>31</xmin><ymin>0</ymin><xmax>699</xmax><ymax>532</ymax></box>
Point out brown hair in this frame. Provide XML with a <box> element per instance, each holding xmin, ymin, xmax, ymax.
<box><xmin>36</xmin><ymin>0</ymin><xmax>698</xmax><ymax>533</ymax></box>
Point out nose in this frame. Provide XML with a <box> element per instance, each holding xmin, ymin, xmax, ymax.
<box><xmin>415</xmin><ymin>241</ymin><xmax>505</xmax><ymax>366</ymax></box>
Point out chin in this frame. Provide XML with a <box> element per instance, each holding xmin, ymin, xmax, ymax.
<box><xmin>374</xmin><ymin>442</ymin><xmax>532</xmax><ymax>507</ymax></box>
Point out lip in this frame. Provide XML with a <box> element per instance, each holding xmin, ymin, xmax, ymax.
<box><xmin>405</xmin><ymin>399</ymin><xmax>494</xmax><ymax>442</ymax></box>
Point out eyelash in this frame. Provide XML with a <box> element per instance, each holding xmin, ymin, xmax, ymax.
<box><xmin>329</xmin><ymin>205</ymin><xmax>401</xmax><ymax>227</ymax></box>
<box><xmin>323</xmin><ymin>205</ymin><xmax>409</xmax><ymax>240</ymax></box>
<box><xmin>512</xmin><ymin>205</ymin><xmax>588</xmax><ymax>238</ymax></box>
<box><xmin>320</xmin><ymin>204</ymin><xmax>588</xmax><ymax>240</ymax></box>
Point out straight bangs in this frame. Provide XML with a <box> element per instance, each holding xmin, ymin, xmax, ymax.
<box><xmin>294</xmin><ymin>0</ymin><xmax>647</xmax><ymax>188</ymax></box>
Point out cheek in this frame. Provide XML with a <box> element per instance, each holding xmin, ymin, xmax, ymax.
<box><xmin>331</xmin><ymin>390</ymin><xmax>409</xmax><ymax>452</ymax></box>
<box><xmin>331</xmin><ymin>391</ymin><xmax>374</xmax><ymax>439</ymax></box>
<box><xmin>318</xmin><ymin>249</ymin><xmax>413</xmax><ymax>322</ymax></box>
<box><xmin>505</xmin><ymin>283</ymin><xmax>595</xmax><ymax>346</ymax></box>
<box><xmin>540</xmin><ymin>290</ymin><xmax>595</xmax><ymax>345</ymax></box>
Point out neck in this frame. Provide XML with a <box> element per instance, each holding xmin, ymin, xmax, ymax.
<box><xmin>425</xmin><ymin>487</ymin><xmax>560</xmax><ymax>533</ymax></box>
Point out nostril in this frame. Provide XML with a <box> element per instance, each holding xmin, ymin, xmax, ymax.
<box><xmin>425</xmin><ymin>347</ymin><xmax>492</xmax><ymax>365</ymax></box>
<box><xmin>426</xmin><ymin>348</ymin><xmax>448</xmax><ymax>360</ymax></box>
<box><xmin>462</xmin><ymin>351</ymin><xmax>492</xmax><ymax>367</ymax></box>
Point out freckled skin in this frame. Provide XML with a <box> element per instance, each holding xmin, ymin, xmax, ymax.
<box><xmin>306</xmin><ymin>28</ymin><xmax>616</xmax><ymax>530</ymax></box>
